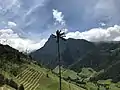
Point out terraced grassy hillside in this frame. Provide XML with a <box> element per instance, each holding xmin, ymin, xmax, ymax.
<box><xmin>16</xmin><ymin>67</ymin><xmax>43</xmax><ymax>90</ymax></box>
<box><xmin>0</xmin><ymin>85</ymin><xmax>15</xmax><ymax>90</ymax></box>
<box><xmin>15</xmin><ymin>64</ymin><xmax>85</xmax><ymax>90</ymax></box>
<box><xmin>0</xmin><ymin>44</ymin><xmax>85</xmax><ymax>90</ymax></box>
<box><xmin>0</xmin><ymin>43</ymin><xmax>120</xmax><ymax>90</ymax></box>
<box><xmin>1</xmin><ymin>63</ymin><xmax>120</xmax><ymax>90</ymax></box>
<box><xmin>0</xmin><ymin>86</ymin><xmax>10</xmax><ymax>90</ymax></box>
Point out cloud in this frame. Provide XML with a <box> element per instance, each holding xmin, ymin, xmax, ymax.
<box><xmin>47</xmin><ymin>0</ymin><xmax>120</xmax><ymax>31</ymax></box>
<box><xmin>99</xmin><ymin>22</ymin><xmax>106</xmax><ymax>27</ymax></box>
<box><xmin>0</xmin><ymin>29</ymin><xmax>47</xmax><ymax>52</ymax></box>
<box><xmin>8</xmin><ymin>21</ymin><xmax>17</xmax><ymax>27</ymax></box>
<box><xmin>53</xmin><ymin>9</ymin><xmax>65</xmax><ymax>25</ymax></box>
<box><xmin>0</xmin><ymin>0</ymin><xmax>20</xmax><ymax>13</ymax></box>
<box><xmin>1</xmin><ymin>0</ymin><xmax>120</xmax><ymax>35</ymax></box>
<box><xmin>1</xmin><ymin>0</ymin><xmax>120</xmax><ymax>52</ymax></box>
<box><xmin>1</xmin><ymin>25</ymin><xmax>120</xmax><ymax>52</ymax></box>
<box><xmin>66</xmin><ymin>25</ymin><xmax>120</xmax><ymax>42</ymax></box>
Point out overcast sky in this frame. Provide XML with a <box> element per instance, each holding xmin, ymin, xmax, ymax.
<box><xmin>0</xmin><ymin>0</ymin><xmax>120</xmax><ymax>52</ymax></box>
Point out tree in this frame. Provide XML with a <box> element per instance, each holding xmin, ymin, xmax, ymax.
<box><xmin>54</xmin><ymin>30</ymin><xmax>66</xmax><ymax>90</ymax></box>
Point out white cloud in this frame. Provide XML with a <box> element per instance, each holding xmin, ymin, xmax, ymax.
<box><xmin>53</xmin><ymin>9</ymin><xmax>65</xmax><ymax>25</ymax></box>
<box><xmin>62</xmin><ymin>28</ymin><xmax>68</xmax><ymax>33</ymax></box>
<box><xmin>0</xmin><ymin>0</ymin><xmax>20</xmax><ymax>12</ymax></box>
<box><xmin>23</xmin><ymin>4</ymin><xmax>44</xmax><ymax>20</ymax></box>
<box><xmin>99</xmin><ymin>22</ymin><xmax>106</xmax><ymax>27</ymax></box>
<box><xmin>1</xmin><ymin>25</ymin><xmax>120</xmax><ymax>52</ymax></box>
<box><xmin>66</xmin><ymin>25</ymin><xmax>120</xmax><ymax>42</ymax></box>
<box><xmin>0</xmin><ymin>29</ymin><xmax>47</xmax><ymax>52</ymax></box>
<box><xmin>8</xmin><ymin>21</ymin><xmax>17</xmax><ymax>27</ymax></box>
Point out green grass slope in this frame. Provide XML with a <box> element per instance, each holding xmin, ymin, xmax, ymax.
<box><xmin>15</xmin><ymin>63</ymin><xmax>85</xmax><ymax>90</ymax></box>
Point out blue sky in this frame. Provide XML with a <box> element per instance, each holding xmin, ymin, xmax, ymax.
<box><xmin>0</xmin><ymin>0</ymin><xmax>120</xmax><ymax>52</ymax></box>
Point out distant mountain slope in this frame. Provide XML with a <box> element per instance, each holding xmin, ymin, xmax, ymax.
<box><xmin>0</xmin><ymin>44</ymin><xmax>28</xmax><ymax>62</ymax></box>
<box><xmin>0</xmin><ymin>44</ymin><xmax>85</xmax><ymax>90</ymax></box>
<box><xmin>31</xmin><ymin>35</ymin><xmax>120</xmax><ymax>82</ymax></box>
<box><xmin>0</xmin><ymin>44</ymin><xmax>30</xmax><ymax>77</ymax></box>
<box><xmin>69</xmin><ymin>41</ymin><xmax>120</xmax><ymax>82</ymax></box>
<box><xmin>31</xmin><ymin>34</ymin><xmax>95</xmax><ymax>68</ymax></box>
<box><xmin>0</xmin><ymin>44</ymin><xmax>32</xmax><ymax>89</ymax></box>
<box><xmin>30</xmin><ymin>34</ymin><xmax>66</xmax><ymax>68</ymax></box>
<box><xmin>70</xmin><ymin>42</ymin><xmax>120</xmax><ymax>70</ymax></box>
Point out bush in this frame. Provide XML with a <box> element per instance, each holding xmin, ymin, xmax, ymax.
<box><xmin>19</xmin><ymin>84</ymin><xmax>24</xmax><ymax>90</ymax></box>
<box><xmin>46</xmin><ymin>74</ymin><xmax>49</xmax><ymax>78</ymax></box>
<box><xmin>8</xmin><ymin>79</ymin><xmax>18</xmax><ymax>89</ymax></box>
<box><xmin>0</xmin><ymin>74</ymin><xmax>5</xmax><ymax>85</ymax></box>
<box><xmin>4</xmin><ymin>78</ymin><xmax>9</xmax><ymax>84</ymax></box>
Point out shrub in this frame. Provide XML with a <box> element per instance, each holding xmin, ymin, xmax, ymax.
<box><xmin>0</xmin><ymin>74</ymin><xmax>5</xmax><ymax>85</ymax></box>
<box><xmin>46</xmin><ymin>74</ymin><xmax>49</xmax><ymax>78</ymax></box>
<box><xmin>4</xmin><ymin>78</ymin><xmax>9</xmax><ymax>84</ymax></box>
<box><xmin>8</xmin><ymin>79</ymin><xmax>18</xmax><ymax>89</ymax></box>
<box><xmin>19</xmin><ymin>84</ymin><xmax>24</xmax><ymax>90</ymax></box>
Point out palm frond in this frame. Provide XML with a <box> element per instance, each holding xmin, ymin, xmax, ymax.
<box><xmin>60</xmin><ymin>37</ymin><xmax>66</xmax><ymax>41</ymax></box>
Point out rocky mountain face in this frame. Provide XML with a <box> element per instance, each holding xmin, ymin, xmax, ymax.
<box><xmin>31</xmin><ymin>35</ymin><xmax>120</xmax><ymax>82</ymax></box>
<box><xmin>31</xmin><ymin>34</ymin><xmax>96</xmax><ymax>68</ymax></box>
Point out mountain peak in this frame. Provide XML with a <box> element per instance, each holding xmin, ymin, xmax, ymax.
<box><xmin>31</xmin><ymin>37</ymin><xmax>95</xmax><ymax>68</ymax></box>
<box><xmin>49</xmin><ymin>34</ymin><xmax>56</xmax><ymax>38</ymax></box>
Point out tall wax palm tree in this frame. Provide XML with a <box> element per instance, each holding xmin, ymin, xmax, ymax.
<box><xmin>54</xmin><ymin>30</ymin><xmax>66</xmax><ymax>90</ymax></box>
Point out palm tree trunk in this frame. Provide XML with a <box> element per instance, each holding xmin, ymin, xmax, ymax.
<box><xmin>57</xmin><ymin>39</ymin><xmax>62</xmax><ymax>90</ymax></box>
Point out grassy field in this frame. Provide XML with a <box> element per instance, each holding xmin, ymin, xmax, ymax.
<box><xmin>53</xmin><ymin>66</ymin><xmax>120</xmax><ymax>90</ymax></box>
<box><xmin>14</xmin><ymin>63</ymin><xmax>85</xmax><ymax>90</ymax></box>
<box><xmin>1</xmin><ymin>63</ymin><xmax>120</xmax><ymax>90</ymax></box>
